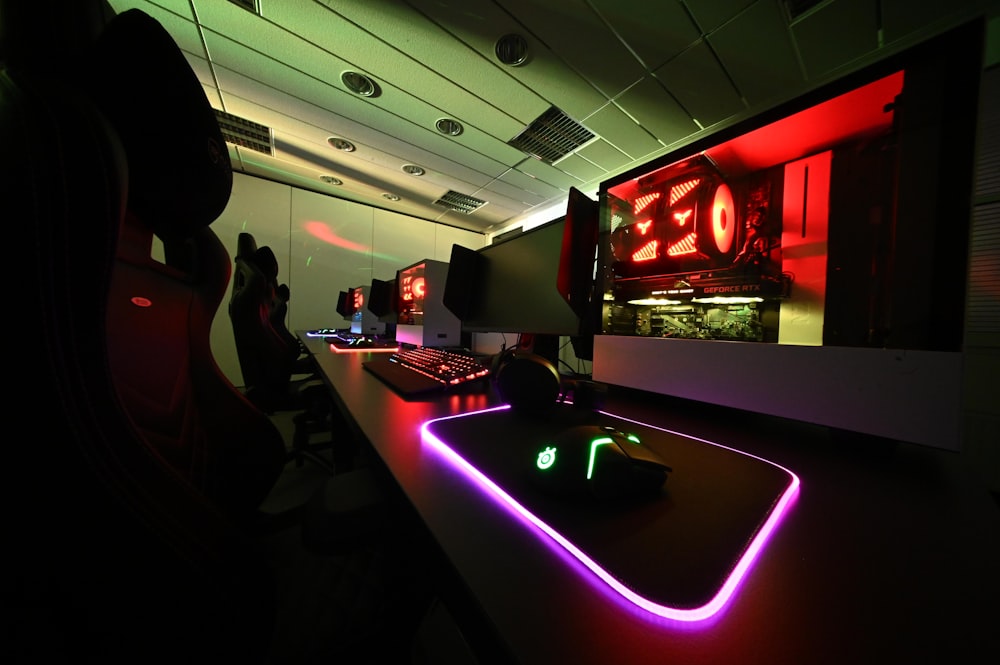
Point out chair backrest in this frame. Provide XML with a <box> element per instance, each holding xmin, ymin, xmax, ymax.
<box><xmin>90</xmin><ymin>8</ymin><xmax>287</xmax><ymax>518</ymax></box>
<box><xmin>5</xmin><ymin>2</ymin><xmax>278</xmax><ymax>661</ymax></box>
<box><xmin>229</xmin><ymin>236</ymin><xmax>303</xmax><ymax>410</ymax></box>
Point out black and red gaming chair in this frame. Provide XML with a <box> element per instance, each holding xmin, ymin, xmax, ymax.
<box><xmin>4</xmin><ymin>3</ymin><xmax>281</xmax><ymax>661</ymax></box>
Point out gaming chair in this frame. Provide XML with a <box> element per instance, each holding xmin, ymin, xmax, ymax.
<box><xmin>4</xmin><ymin>2</ymin><xmax>281</xmax><ymax>662</ymax></box>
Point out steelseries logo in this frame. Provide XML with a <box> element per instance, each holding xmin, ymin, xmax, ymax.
<box><xmin>702</xmin><ymin>284</ymin><xmax>762</xmax><ymax>294</ymax></box>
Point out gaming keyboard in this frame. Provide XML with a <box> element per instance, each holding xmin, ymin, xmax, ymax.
<box><xmin>363</xmin><ymin>346</ymin><xmax>490</xmax><ymax>396</ymax></box>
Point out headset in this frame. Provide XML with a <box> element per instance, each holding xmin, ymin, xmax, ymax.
<box><xmin>491</xmin><ymin>337</ymin><xmax>607</xmax><ymax>417</ymax></box>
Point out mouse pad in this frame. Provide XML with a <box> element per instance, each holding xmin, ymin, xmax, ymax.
<box><xmin>421</xmin><ymin>404</ymin><xmax>799</xmax><ymax>622</ymax></box>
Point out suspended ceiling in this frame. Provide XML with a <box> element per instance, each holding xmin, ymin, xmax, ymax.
<box><xmin>105</xmin><ymin>0</ymin><xmax>996</xmax><ymax>236</ymax></box>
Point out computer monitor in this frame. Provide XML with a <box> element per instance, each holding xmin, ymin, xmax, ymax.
<box><xmin>395</xmin><ymin>259</ymin><xmax>462</xmax><ymax>348</ymax></box>
<box><xmin>443</xmin><ymin>215</ymin><xmax>586</xmax><ymax>340</ymax></box>
<box><xmin>335</xmin><ymin>290</ymin><xmax>352</xmax><ymax>320</ymax></box>
<box><xmin>368</xmin><ymin>278</ymin><xmax>398</xmax><ymax>324</ymax></box>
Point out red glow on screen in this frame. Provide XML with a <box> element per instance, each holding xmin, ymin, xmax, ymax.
<box><xmin>633</xmin><ymin>240</ymin><xmax>659</xmax><ymax>262</ymax></box>
<box><xmin>667</xmin><ymin>232</ymin><xmax>698</xmax><ymax>256</ymax></box>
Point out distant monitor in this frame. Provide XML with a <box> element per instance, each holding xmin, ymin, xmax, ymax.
<box><xmin>335</xmin><ymin>290</ymin><xmax>352</xmax><ymax>320</ymax></box>
<box><xmin>444</xmin><ymin>217</ymin><xmax>582</xmax><ymax>339</ymax></box>
<box><xmin>368</xmin><ymin>278</ymin><xmax>398</xmax><ymax>323</ymax></box>
<box><xmin>395</xmin><ymin>259</ymin><xmax>462</xmax><ymax>347</ymax></box>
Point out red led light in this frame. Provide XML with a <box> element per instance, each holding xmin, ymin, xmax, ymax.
<box><xmin>632</xmin><ymin>240</ymin><xmax>659</xmax><ymax>262</ymax></box>
<box><xmin>673</xmin><ymin>209</ymin><xmax>693</xmax><ymax>226</ymax></box>
<box><xmin>130</xmin><ymin>296</ymin><xmax>152</xmax><ymax>307</ymax></box>
<box><xmin>353</xmin><ymin>290</ymin><xmax>364</xmax><ymax>310</ymax></box>
<box><xmin>667</xmin><ymin>232</ymin><xmax>698</xmax><ymax>256</ymax></box>
<box><xmin>412</xmin><ymin>277</ymin><xmax>426</xmax><ymax>298</ymax></box>
<box><xmin>669</xmin><ymin>178</ymin><xmax>700</xmax><ymax>205</ymax></box>
<box><xmin>633</xmin><ymin>192</ymin><xmax>660</xmax><ymax>215</ymax></box>
<box><xmin>637</xmin><ymin>220</ymin><xmax>653</xmax><ymax>235</ymax></box>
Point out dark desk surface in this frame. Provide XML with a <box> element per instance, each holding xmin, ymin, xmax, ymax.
<box><xmin>300</xmin><ymin>334</ymin><xmax>1000</xmax><ymax>664</ymax></box>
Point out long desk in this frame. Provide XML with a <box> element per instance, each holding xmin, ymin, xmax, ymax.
<box><xmin>300</xmin><ymin>333</ymin><xmax>1000</xmax><ymax>664</ymax></box>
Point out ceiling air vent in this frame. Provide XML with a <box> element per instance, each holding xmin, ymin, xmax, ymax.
<box><xmin>508</xmin><ymin>106</ymin><xmax>595</xmax><ymax>164</ymax></box>
<box><xmin>434</xmin><ymin>190</ymin><xmax>488</xmax><ymax>214</ymax></box>
<box><xmin>213</xmin><ymin>109</ymin><xmax>273</xmax><ymax>155</ymax></box>
<box><xmin>227</xmin><ymin>0</ymin><xmax>261</xmax><ymax>15</ymax></box>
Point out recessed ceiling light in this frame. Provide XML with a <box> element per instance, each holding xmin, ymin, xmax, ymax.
<box><xmin>319</xmin><ymin>175</ymin><xmax>343</xmax><ymax>185</ymax></box>
<box><xmin>341</xmin><ymin>70</ymin><xmax>381</xmax><ymax>98</ymax></box>
<box><xmin>402</xmin><ymin>164</ymin><xmax>426</xmax><ymax>176</ymax></box>
<box><xmin>435</xmin><ymin>118</ymin><xmax>463</xmax><ymax>136</ymax></box>
<box><xmin>382</xmin><ymin>193</ymin><xmax>401</xmax><ymax>201</ymax></box>
<box><xmin>327</xmin><ymin>137</ymin><xmax>356</xmax><ymax>152</ymax></box>
<box><xmin>495</xmin><ymin>33</ymin><xmax>529</xmax><ymax>66</ymax></box>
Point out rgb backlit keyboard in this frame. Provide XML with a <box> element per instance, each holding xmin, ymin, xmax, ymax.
<box><xmin>389</xmin><ymin>346</ymin><xmax>490</xmax><ymax>386</ymax></box>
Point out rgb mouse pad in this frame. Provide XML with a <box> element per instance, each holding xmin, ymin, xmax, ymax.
<box><xmin>421</xmin><ymin>404</ymin><xmax>798</xmax><ymax>622</ymax></box>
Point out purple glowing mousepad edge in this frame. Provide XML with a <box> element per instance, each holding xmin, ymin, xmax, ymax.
<box><xmin>421</xmin><ymin>404</ymin><xmax>799</xmax><ymax>623</ymax></box>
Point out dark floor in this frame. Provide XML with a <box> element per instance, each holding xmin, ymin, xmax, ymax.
<box><xmin>256</xmin><ymin>410</ymin><xmax>484</xmax><ymax>664</ymax></box>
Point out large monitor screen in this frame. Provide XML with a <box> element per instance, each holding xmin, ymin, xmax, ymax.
<box><xmin>445</xmin><ymin>218</ymin><xmax>581</xmax><ymax>337</ymax></box>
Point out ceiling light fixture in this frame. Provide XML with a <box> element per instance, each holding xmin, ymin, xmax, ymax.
<box><xmin>402</xmin><ymin>164</ymin><xmax>426</xmax><ymax>176</ymax></box>
<box><xmin>495</xmin><ymin>33</ymin><xmax>529</xmax><ymax>66</ymax></box>
<box><xmin>319</xmin><ymin>175</ymin><xmax>343</xmax><ymax>185</ymax></box>
<box><xmin>382</xmin><ymin>193</ymin><xmax>401</xmax><ymax>201</ymax></box>
<box><xmin>435</xmin><ymin>118</ymin><xmax>464</xmax><ymax>136</ymax></box>
<box><xmin>327</xmin><ymin>137</ymin><xmax>356</xmax><ymax>152</ymax></box>
<box><xmin>341</xmin><ymin>70</ymin><xmax>381</xmax><ymax>97</ymax></box>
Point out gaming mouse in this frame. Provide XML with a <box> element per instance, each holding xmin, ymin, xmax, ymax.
<box><xmin>530</xmin><ymin>425</ymin><xmax>672</xmax><ymax>500</ymax></box>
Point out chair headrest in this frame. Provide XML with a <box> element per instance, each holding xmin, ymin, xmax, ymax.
<box><xmin>236</xmin><ymin>232</ymin><xmax>258</xmax><ymax>260</ymax></box>
<box><xmin>253</xmin><ymin>246</ymin><xmax>279</xmax><ymax>282</ymax></box>
<box><xmin>90</xmin><ymin>8</ymin><xmax>231</xmax><ymax>241</ymax></box>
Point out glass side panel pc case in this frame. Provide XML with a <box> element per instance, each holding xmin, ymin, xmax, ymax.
<box><xmin>395</xmin><ymin>259</ymin><xmax>462</xmax><ymax>348</ymax></box>
<box><xmin>596</xmin><ymin>20</ymin><xmax>982</xmax><ymax>352</ymax></box>
<box><xmin>349</xmin><ymin>285</ymin><xmax>386</xmax><ymax>336</ymax></box>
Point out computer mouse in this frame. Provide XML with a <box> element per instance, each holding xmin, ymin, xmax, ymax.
<box><xmin>530</xmin><ymin>425</ymin><xmax>671</xmax><ymax>500</ymax></box>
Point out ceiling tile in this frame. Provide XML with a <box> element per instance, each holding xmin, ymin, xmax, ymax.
<box><xmin>880</xmin><ymin>0</ymin><xmax>986</xmax><ymax>44</ymax></box>
<box><xmin>515</xmin><ymin>157</ymin><xmax>586</xmax><ymax>190</ymax></box>
<box><xmin>496</xmin><ymin>168</ymin><xmax>568</xmax><ymax>203</ymax></box>
<box><xmin>654</xmin><ymin>40</ymin><xmax>746</xmax><ymax>129</ymax></box>
<box><xmin>682</xmin><ymin>0</ymin><xmax>756</xmax><ymax>32</ymax></box>
<box><xmin>614</xmin><ymin>76</ymin><xmax>700</xmax><ymax>146</ymax></box>
<box><xmin>320</xmin><ymin>0</ymin><xmax>550</xmax><ymax>128</ymax></box>
<box><xmin>553</xmin><ymin>152</ymin><xmax>609</xmax><ymax>182</ymax></box>
<box><xmin>709</xmin><ymin>0</ymin><xmax>805</xmax><ymax>107</ymax></box>
<box><xmin>575</xmin><ymin>137</ymin><xmax>632</xmax><ymax>172</ymax></box>
<box><xmin>589</xmin><ymin>0</ymin><xmax>702</xmax><ymax>70</ymax></box>
<box><xmin>499</xmin><ymin>0</ymin><xmax>647</xmax><ymax>99</ymax></box>
<box><xmin>791</xmin><ymin>1</ymin><xmax>879</xmax><ymax>81</ymax></box>
<box><xmin>583</xmin><ymin>102</ymin><xmax>662</xmax><ymax>159</ymax></box>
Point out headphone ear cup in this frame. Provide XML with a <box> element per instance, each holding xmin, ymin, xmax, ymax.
<box><xmin>493</xmin><ymin>352</ymin><xmax>561</xmax><ymax>417</ymax></box>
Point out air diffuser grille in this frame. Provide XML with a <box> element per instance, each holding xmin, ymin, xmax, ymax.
<box><xmin>213</xmin><ymin>109</ymin><xmax>273</xmax><ymax>155</ymax></box>
<box><xmin>435</xmin><ymin>191</ymin><xmax>488</xmax><ymax>214</ymax></box>
<box><xmin>227</xmin><ymin>0</ymin><xmax>260</xmax><ymax>15</ymax></box>
<box><xmin>508</xmin><ymin>106</ymin><xmax>595</xmax><ymax>164</ymax></box>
